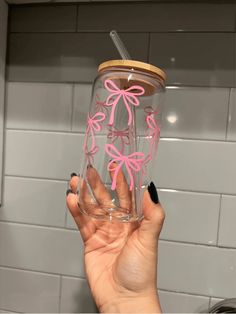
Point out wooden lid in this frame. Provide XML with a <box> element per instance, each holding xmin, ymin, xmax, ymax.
<box><xmin>98</xmin><ymin>59</ymin><xmax>166</xmax><ymax>82</ymax></box>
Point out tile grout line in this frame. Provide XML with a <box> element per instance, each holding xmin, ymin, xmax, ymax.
<box><xmin>0</xmin><ymin>219</ymin><xmax>78</xmax><ymax>232</ymax></box>
<box><xmin>225</xmin><ymin>88</ymin><xmax>232</xmax><ymax>140</ymax></box>
<box><xmin>4</xmin><ymin>127</ymin><xmax>236</xmax><ymax>143</ymax></box>
<box><xmin>158</xmin><ymin>288</ymin><xmax>223</xmax><ymax>300</ymax></box>
<box><xmin>0</xmin><ymin>307</ymin><xmax>22</xmax><ymax>313</ymax></box>
<box><xmin>58</xmin><ymin>275</ymin><xmax>63</xmax><ymax>313</ymax></box>
<box><xmin>9</xmin><ymin>31</ymin><xmax>236</xmax><ymax>34</ymax></box>
<box><xmin>216</xmin><ymin>194</ymin><xmax>223</xmax><ymax>246</ymax></box>
<box><xmin>1</xmin><ymin>218</ymin><xmax>236</xmax><ymax>250</ymax></box>
<box><xmin>159</xmin><ymin>238</ymin><xmax>236</xmax><ymax>250</ymax></box>
<box><xmin>0</xmin><ymin>264</ymin><xmax>85</xmax><ymax>280</ymax></box>
<box><xmin>4</xmin><ymin>173</ymin><xmax>236</xmax><ymax>197</ymax></box>
<box><xmin>6</xmin><ymin>79</ymin><xmax>236</xmax><ymax>89</ymax></box>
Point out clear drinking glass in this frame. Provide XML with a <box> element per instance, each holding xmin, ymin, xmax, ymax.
<box><xmin>78</xmin><ymin>60</ymin><xmax>166</xmax><ymax>222</ymax></box>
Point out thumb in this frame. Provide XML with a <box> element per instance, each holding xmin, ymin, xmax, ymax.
<box><xmin>138</xmin><ymin>182</ymin><xmax>165</xmax><ymax>245</ymax></box>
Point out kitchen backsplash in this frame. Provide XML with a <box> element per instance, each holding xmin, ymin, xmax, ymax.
<box><xmin>0</xmin><ymin>1</ymin><xmax>235</xmax><ymax>313</ymax></box>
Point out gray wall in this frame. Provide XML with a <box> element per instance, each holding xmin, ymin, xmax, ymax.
<box><xmin>0</xmin><ymin>1</ymin><xmax>236</xmax><ymax>313</ymax></box>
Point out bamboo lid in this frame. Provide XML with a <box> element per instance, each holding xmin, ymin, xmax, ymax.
<box><xmin>98</xmin><ymin>60</ymin><xmax>166</xmax><ymax>82</ymax></box>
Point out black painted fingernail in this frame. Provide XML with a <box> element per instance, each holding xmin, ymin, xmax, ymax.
<box><xmin>148</xmin><ymin>181</ymin><xmax>159</xmax><ymax>204</ymax></box>
<box><xmin>70</xmin><ymin>172</ymin><xmax>77</xmax><ymax>178</ymax></box>
<box><xmin>66</xmin><ymin>189</ymin><xmax>73</xmax><ymax>196</ymax></box>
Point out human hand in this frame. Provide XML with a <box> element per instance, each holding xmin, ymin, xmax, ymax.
<box><xmin>66</xmin><ymin>165</ymin><xmax>165</xmax><ymax>313</ymax></box>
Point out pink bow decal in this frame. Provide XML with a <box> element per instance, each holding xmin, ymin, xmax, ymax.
<box><xmin>105</xmin><ymin>144</ymin><xmax>145</xmax><ymax>191</ymax></box>
<box><xmin>95</xmin><ymin>94</ymin><xmax>109</xmax><ymax>115</ymax></box>
<box><xmin>84</xmin><ymin>145</ymin><xmax>99</xmax><ymax>165</ymax></box>
<box><xmin>146</xmin><ymin>115</ymin><xmax>160</xmax><ymax>155</ymax></box>
<box><xmin>104</xmin><ymin>79</ymin><xmax>145</xmax><ymax>126</ymax></box>
<box><xmin>144</xmin><ymin>106</ymin><xmax>158</xmax><ymax>116</ymax></box>
<box><xmin>83</xmin><ymin>112</ymin><xmax>106</xmax><ymax>151</ymax></box>
<box><xmin>107</xmin><ymin>127</ymin><xmax>130</xmax><ymax>153</ymax></box>
<box><xmin>87</xmin><ymin>112</ymin><xmax>106</xmax><ymax>133</ymax></box>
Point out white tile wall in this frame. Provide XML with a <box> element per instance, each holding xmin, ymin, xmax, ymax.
<box><xmin>0</xmin><ymin>222</ymin><xmax>85</xmax><ymax>277</ymax></box>
<box><xmin>72</xmin><ymin>83</ymin><xmax>92</xmax><ymax>132</ymax></box>
<box><xmin>1</xmin><ymin>2</ymin><xmax>236</xmax><ymax>313</ymax></box>
<box><xmin>60</xmin><ymin>276</ymin><xmax>97</xmax><ymax>313</ymax></box>
<box><xmin>159</xmin><ymin>189</ymin><xmax>220</xmax><ymax>245</ymax></box>
<box><xmin>0</xmin><ymin>0</ymin><xmax>8</xmax><ymax>205</ymax></box>
<box><xmin>227</xmin><ymin>88</ymin><xmax>236</xmax><ymax>141</ymax></box>
<box><xmin>218</xmin><ymin>195</ymin><xmax>236</xmax><ymax>248</ymax></box>
<box><xmin>162</xmin><ymin>87</ymin><xmax>229</xmax><ymax>140</ymax></box>
<box><xmin>150</xmin><ymin>33</ymin><xmax>236</xmax><ymax>87</ymax></box>
<box><xmin>77</xmin><ymin>3</ymin><xmax>236</xmax><ymax>32</ymax></box>
<box><xmin>0</xmin><ymin>176</ymin><xmax>67</xmax><ymax>227</ymax></box>
<box><xmin>7</xmin><ymin>33</ymin><xmax>149</xmax><ymax>82</ymax></box>
<box><xmin>10</xmin><ymin>4</ymin><xmax>77</xmax><ymax>32</ymax></box>
<box><xmin>158</xmin><ymin>290</ymin><xmax>209</xmax><ymax>313</ymax></box>
<box><xmin>4</xmin><ymin>130</ymin><xmax>83</xmax><ymax>180</ymax></box>
<box><xmin>0</xmin><ymin>267</ymin><xmax>60</xmax><ymax>313</ymax></box>
<box><xmin>158</xmin><ymin>241</ymin><xmax>236</xmax><ymax>298</ymax></box>
<box><xmin>6</xmin><ymin>82</ymin><xmax>73</xmax><ymax>131</ymax></box>
<box><xmin>156</xmin><ymin>139</ymin><xmax>236</xmax><ymax>195</ymax></box>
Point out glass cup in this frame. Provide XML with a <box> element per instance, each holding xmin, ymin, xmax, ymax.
<box><xmin>78</xmin><ymin>60</ymin><xmax>166</xmax><ymax>222</ymax></box>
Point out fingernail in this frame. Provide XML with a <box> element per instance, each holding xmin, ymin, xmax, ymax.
<box><xmin>66</xmin><ymin>189</ymin><xmax>73</xmax><ymax>196</ymax></box>
<box><xmin>148</xmin><ymin>181</ymin><xmax>159</xmax><ymax>204</ymax></box>
<box><xmin>70</xmin><ymin>172</ymin><xmax>77</xmax><ymax>178</ymax></box>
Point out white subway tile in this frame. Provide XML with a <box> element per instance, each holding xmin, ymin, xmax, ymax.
<box><xmin>156</xmin><ymin>139</ymin><xmax>236</xmax><ymax>195</ymax></box>
<box><xmin>5</xmin><ymin>130</ymin><xmax>83</xmax><ymax>180</ymax></box>
<box><xmin>158</xmin><ymin>241</ymin><xmax>236</xmax><ymax>298</ymax></box>
<box><xmin>227</xmin><ymin>88</ymin><xmax>236</xmax><ymax>141</ymax></box>
<box><xmin>7</xmin><ymin>33</ymin><xmax>148</xmax><ymax>82</ymax></box>
<box><xmin>150</xmin><ymin>33</ymin><xmax>236</xmax><ymax>87</ymax></box>
<box><xmin>162</xmin><ymin>87</ymin><xmax>229</xmax><ymax>140</ymax></box>
<box><xmin>0</xmin><ymin>222</ymin><xmax>85</xmax><ymax>277</ymax></box>
<box><xmin>159</xmin><ymin>190</ymin><xmax>220</xmax><ymax>245</ymax></box>
<box><xmin>0</xmin><ymin>267</ymin><xmax>60</xmax><ymax>313</ymax></box>
<box><xmin>218</xmin><ymin>195</ymin><xmax>236</xmax><ymax>248</ymax></box>
<box><xmin>10</xmin><ymin>4</ymin><xmax>77</xmax><ymax>32</ymax></box>
<box><xmin>158</xmin><ymin>290</ymin><xmax>209</xmax><ymax>313</ymax></box>
<box><xmin>77</xmin><ymin>3</ymin><xmax>235</xmax><ymax>32</ymax></box>
<box><xmin>60</xmin><ymin>276</ymin><xmax>97</xmax><ymax>313</ymax></box>
<box><xmin>6</xmin><ymin>82</ymin><xmax>73</xmax><ymax>131</ymax></box>
<box><xmin>72</xmin><ymin>84</ymin><xmax>92</xmax><ymax>132</ymax></box>
<box><xmin>0</xmin><ymin>176</ymin><xmax>67</xmax><ymax>227</ymax></box>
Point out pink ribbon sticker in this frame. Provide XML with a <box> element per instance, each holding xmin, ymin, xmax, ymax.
<box><xmin>84</xmin><ymin>145</ymin><xmax>99</xmax><ymax>165</ymax></box>
<box><xmin>107</xmin><ymin>127</ymin><xmax>130</xmax><ymax>153</ymax></box>
<box><xmin>83</xmin><ymin>112</ymin><xmax>106</xmax><ymax>151</ymax></box>
<box><xmin>95</xmin><ymin>94</ymin><xmax>109</xmax><ymax>115</ymax></box>
<box><xmin>105</xmin><ymin>144</ymin><xmax>145</xmax><ymax>191</ymax></box>
<box><xmin>104</xmin><ymin>79</ymin><xmax>145</xmax><ymax>126</ymax></box>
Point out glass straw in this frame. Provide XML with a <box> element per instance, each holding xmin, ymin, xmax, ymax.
<box><xmin>110</xmin><ymin>30</ymin><xmax>131</xmax><ymax>60</ymax></box>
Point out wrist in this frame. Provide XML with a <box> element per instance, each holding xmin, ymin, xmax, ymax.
<box><xmin>99</xmin><ymin>293</ymin><xmax>162</xmax><ymax>313</ymax></box>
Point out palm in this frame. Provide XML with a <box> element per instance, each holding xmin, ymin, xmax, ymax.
<box><xmin>82</xmin><ymin>219</ymin><xmax>157</xmax><ymax>309</ymax></box>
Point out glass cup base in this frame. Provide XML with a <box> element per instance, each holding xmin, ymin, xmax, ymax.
<box><xmin>78</xmin><ymin>203</ymin><xmax>140</xmax><ymax>222</ymax></box>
